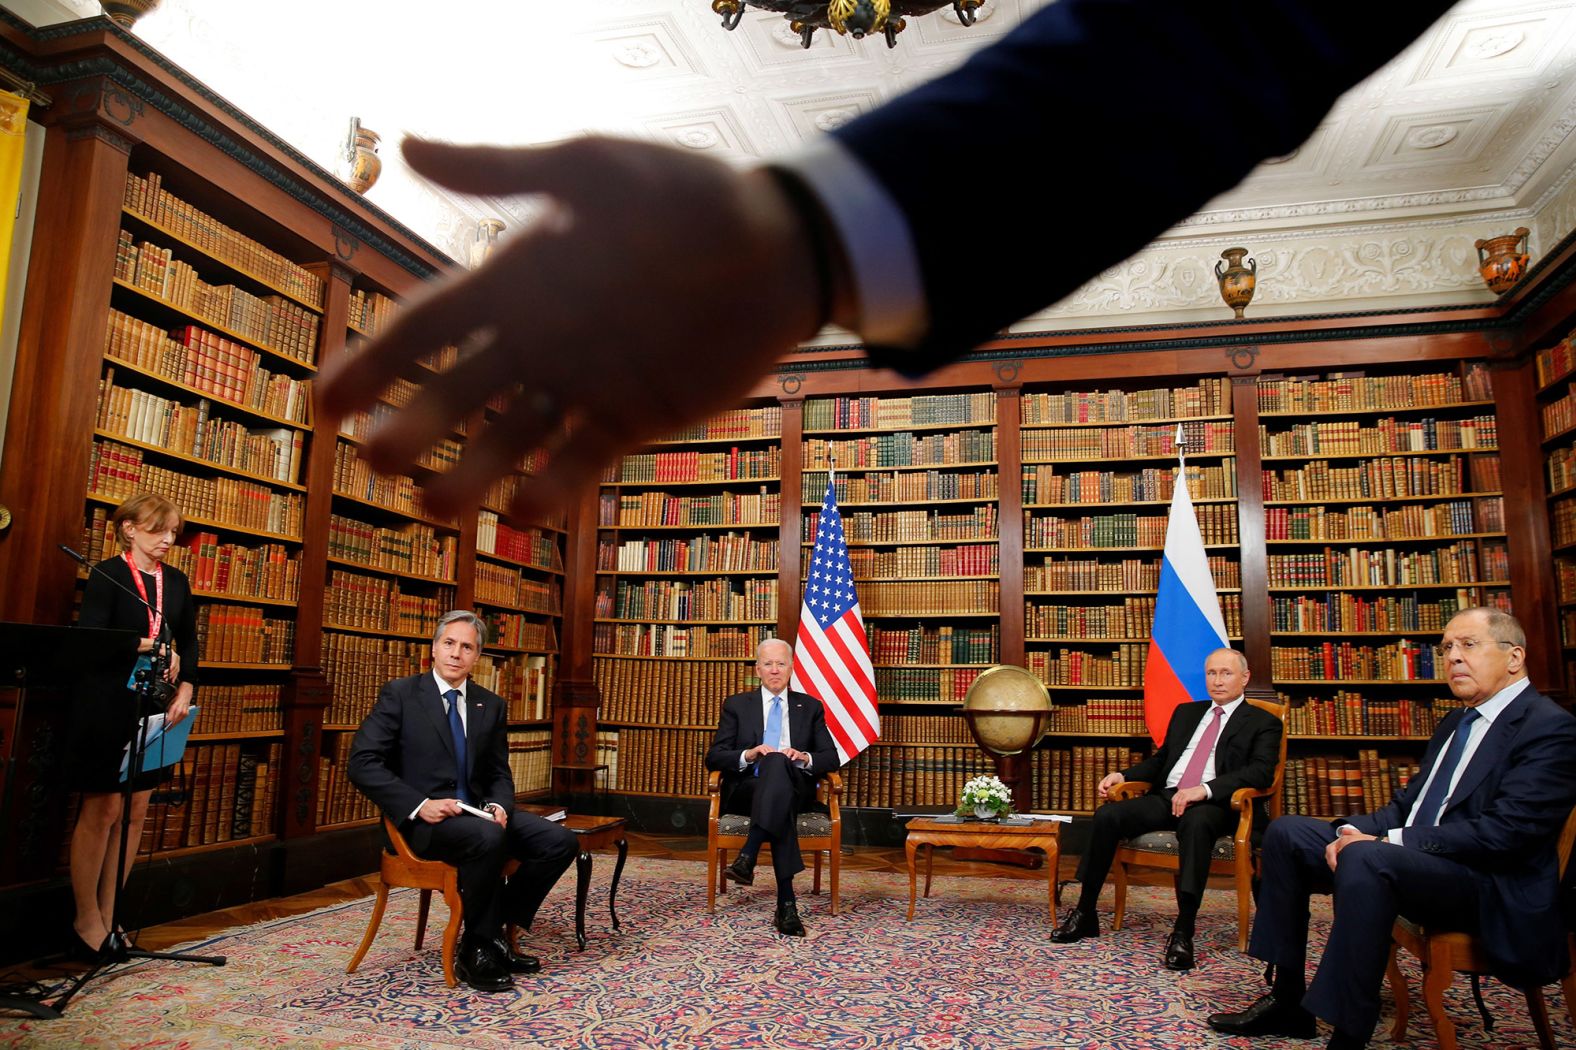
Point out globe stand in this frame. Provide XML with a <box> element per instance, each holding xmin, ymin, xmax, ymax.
<box><xmin>957</xmin><ymin>666</ymin><xmax>1054</xmax><ymax>870</ymax></box>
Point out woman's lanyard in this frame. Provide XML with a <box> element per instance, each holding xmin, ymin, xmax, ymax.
<box><xmin>123</xmin><ymin>551</ymin><xmax>164</xmax><ymax>643</ymax></box>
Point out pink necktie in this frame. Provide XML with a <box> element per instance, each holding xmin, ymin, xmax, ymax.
<box><xmin>1178</xmin><ymin>705</ymin><xmax>1224</xmax><ymax>789</ymax></box>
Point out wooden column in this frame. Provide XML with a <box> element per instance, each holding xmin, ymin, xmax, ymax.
<box><xmin>1230</xmin><ymin>370</ymin><xmax>1274</xmax><ymax>695</ymax></box>
<box><xmin>777</xmin><ymin>395</ymin><xmax>804</xmax><ymax>643</ymax></box>
<box><xmin>553</xmin><ymin>477</ymin><xmax>603</xmax><ymax>793</ymax></box>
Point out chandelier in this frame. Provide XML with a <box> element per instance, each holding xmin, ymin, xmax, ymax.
<box><xmin>712</xmin><ymin>1</ymin><xmax>986</xmax><ymax>49</ymax></box>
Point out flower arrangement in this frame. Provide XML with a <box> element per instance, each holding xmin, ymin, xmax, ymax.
<box><xmin>958</xmin><ymin>774</ymin><xmax>1013</xmax><ymax>819</ymax></box>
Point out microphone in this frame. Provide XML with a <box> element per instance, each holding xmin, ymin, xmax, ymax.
<box><xmin>58</xmin><ymin>543</ymin><xmax>169</xmax><ymax>645</ymax></box>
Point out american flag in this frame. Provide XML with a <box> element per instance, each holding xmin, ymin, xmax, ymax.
<box><xmin>792</xmin><ymin>470</ymin><xmax>879</xmax><ymax>764</ymax></box>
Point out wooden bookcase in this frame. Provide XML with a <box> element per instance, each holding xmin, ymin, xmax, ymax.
<box><xmin>1535</xmin><ymin>330</ymin><xmax>1576</xmax><ymax>691</ymax></box>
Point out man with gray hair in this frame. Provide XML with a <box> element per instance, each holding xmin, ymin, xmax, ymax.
<box><xmin>350</xmin><ymin>610</ymin><xmax>577</xmax><ymax>992</ymax></box>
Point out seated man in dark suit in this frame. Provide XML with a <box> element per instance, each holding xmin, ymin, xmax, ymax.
<box><xmin>1050</xmin><ymin>648</ymin><xmax>1281</xmax><ymax>970</ymax></box>
<box><xmin>1207</xmin><ymin>608</ymin><xmax>1576</xmax><ymax>1050</ymax></box>
<box><xmin>348</xmin><ymin>610</ymin><xmax>578</xmax><ymax>992</ymax></box>
<box><xmin>705</xmin><ymin>637</ymin><xmax>840</xmax><ymax>937</ymax></box>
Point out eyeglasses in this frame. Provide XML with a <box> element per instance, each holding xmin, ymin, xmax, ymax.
<box><xmin>1431</xmin><ymin>639</ymin><xmax>1517</xmax><ymax>658</ymax></box>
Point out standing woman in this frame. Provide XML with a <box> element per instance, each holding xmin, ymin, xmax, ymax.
<box><xmin>65</xmin><ymin>493</ymin><xmax>197</xmax><ymax>961</ymax></box>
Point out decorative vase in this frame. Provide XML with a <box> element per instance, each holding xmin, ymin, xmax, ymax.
<box><xmin>1215</xmin><ymin>247</ymin><xmax>1257</xmax><ymax>319</ymax></box>
<box><xmin>101</xmin><ymin>0</ymin><xmax>160</xmax><ymax>28</ymax></box>
<box><xmin>345</xmin><ymin>123</ymin><xmax>382</xmax><ymax>195</ymax></box>
<box><xmin>470</xmin><ymin>218</ymin><xmax>506</xmax><ymax>269</ymax></box>
<box><xmin>972</xmin><ymin>804</ymin><xmax>996</xmax><ymax>820</ymax></box>
<box><xmin>1475</xmin><ymin>227</ymin><xmax>1530</xmax><ymax>294</ymax></box>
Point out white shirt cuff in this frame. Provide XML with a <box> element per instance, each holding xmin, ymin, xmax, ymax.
<box><xmin>773</xmin><ymin>137</ymin><xmax>928</xmax><ymax>350</ymax></box>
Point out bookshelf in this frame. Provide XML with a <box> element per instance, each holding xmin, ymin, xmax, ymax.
<box><xmin>1536</xmin><ymin>326</ymin><xmax>1576</xmax><ymax>691</ymax></box>
<box><xmin>591</xmin><ymin>404</ymin><xmax>785</xmax><ymax>797</ymax></box>
<box><xmin>1256</xmin><ymin>364</ymin><xmax>1505</xmax><ymax>816</ymax></box>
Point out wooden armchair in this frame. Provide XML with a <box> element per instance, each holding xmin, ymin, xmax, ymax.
<box><xmin>706</xmin><ymin>770</ymin><xmax>842</xmax><ymax>915</ymax></box>
<box><xmin>345</xmin><ymin>817</ymin><xmax>520</xmax><ymax>988</ymax></box>
<box><xmin>1109</xmin><ymin>697</ymin><xmax>1288</xmax><ymax>951</ymax></box>
<box><xmin>1385</xmin><ymin>803</ymin><xmax>1576</xmax><ymax>1050</ymax></box>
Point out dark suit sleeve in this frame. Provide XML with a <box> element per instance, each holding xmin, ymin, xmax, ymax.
<box><xmin>705</xmin><ymin>694</ymin><xmax>745</xmax><ymax>772</ymax></box>
<box><xmin>347</xmin><ymin>678</ymin><xmax>424</xmax><ymax>826</ymax></box>
<box><xmin>835</xmin><ymin>0</ymin><xmax>1455</xmax><ymax>369</ymax></box>
<box><xmin>1203</xmin><ymin>705</ymin><xmax>1281</xmax><ymax>802</ymax></box>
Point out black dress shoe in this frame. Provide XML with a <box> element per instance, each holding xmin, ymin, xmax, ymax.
<box><xmin>1207</xmin><ymin>993</ymin><xmax>1317</xmax><ymax>1038</ymax></box>
<box><xmin>488</xmin><ymin>936</ymin><xmax>542</xmax><ymax>975</ymax></box>
<box><xmin>1326</xmin><ymin>1030</ymin><xmax>1368</xmax><ymax>1050</ymax></box>
<box><xmin>1050</xmin><ymin>906</ymin><xmax>1099</xmax><ymax>944</ymax></box>
<box><xmin>725</xmin><ymin>853</ymin><xmax>756</xmax><ymax>886</ymax></box>
<box><xmin>65</xmin><ymin>931</ymin><xmax>113</xmax><ymax>965</ymax></box>
<box><xmin>1163</xmin><ymin>930</ymin><xmax>1195</xmax><ymax>971</ymax></box>
<box><xmin>454</xmin><ymin>941</ymin><xmax>513</xmax><ymax>993</ymax></box>
<box><xmin>773</xmin><ymin>900</ymin><xmax>806</xmax><ymax>937</ymax></box>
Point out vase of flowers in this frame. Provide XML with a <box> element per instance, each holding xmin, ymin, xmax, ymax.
<box><xmin>958</xmin><ymin>774</ymin><xmax>1013</xmax><ymax>820</ymax></box>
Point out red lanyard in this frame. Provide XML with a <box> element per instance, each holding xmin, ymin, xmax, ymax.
<box><xmin>123</xmin><ymin>551</ymin><xmax>164</xmax><ymax>642</ymax></box>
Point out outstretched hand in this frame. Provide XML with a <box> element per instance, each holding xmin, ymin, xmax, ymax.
<box><xmin>317</xmin><ymin>136</ymin><xmax>827</xmax><ymax>520</ymax></box>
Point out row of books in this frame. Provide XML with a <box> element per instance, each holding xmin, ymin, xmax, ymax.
<box><xmin>327</xmin><ymin>514</ymin><xmax>457</xmax><ymax>582</ymax></box>
<box><xmin>1046</xmin><ymin>697</ymin><xmax>1149</xmax><ymax>735</ymax></box>
<box><xmin>346</xmin><ymin>287</ymin><xmax>398</xmax><ymax>337</ymax></box>
<box><xmin>594</xmin><ymin>732</ymin><xmax>620</xmax><ymax>789</ymax></box>
<box><xmin>1549</xmin><ymin>446</ymin><xmax>1576</xmax><ymax>497</ymax></box>
<box><xmin>1281</xmin><ymin>693</ymin><xmax>1456</xmax><ymax>737</ymax></box>
<box><xmin>830</xmin><ymin>506</ymin><xmax>998</xmax><ymax>545</ymax></box>
<box><xmin>413</xmin><ymin>435</ymin><xmax>464</xmax><ymax>474</ymax></box>
<box><xmin>802</xmin><ymin>468</ymin><xmax>998</xmax><ymax>504</ymax></box>
<box><xmin>474</xmin><ymin>654</ymin><xmax>552</xmax><ymax>721</ymax></box>
<box><xmin>597</xmin><ymin>533</ymin><xmax>777</xmax><ymax>574</ymax></box>
<box><xmin>878</xmin><ymin>713</ymin><xmax>978</xmax><ymax>744</ymax></box>
<box><xmin>116</xmin><ymin>234</ymin><xmax>318</xmax><ymax>364</ymax></box>
<box><xmin>1259</xmin><ymin>416</ymin><xmax>1497</xmax><ymax>457</ymax></box>
<box><xmin>317</xmin><ymin>734</ymin><xmax>379</xmax><ymax>827</ymax></box>
<box><xmin>105</xmin><ymin>311</ymin><xmax>313</xmax><ymax>423</ymax></box>
<box><xmin>96</xmin><ymin>376</ymin><xmax>305</xmax><ymax>485</ymax></box>
<box><xmin>83</xmin><ymin>510</ymin><xmax>302</xmax><ymax>602</ymax></box>
<box><xmin>802</xmin><ymin>430</ymin><xmax>996</xmax><ymax>470</ymax></box>
<box><xmin>1020</xmin><ymin>379</ymin><xmax>1230</xmax><ymax>425</ymax></box>
<box><xmin>840</xmin><ymin>745</ymin><xmax>996</xmax><ymax>808</ymax></box>
<box><xmin>189</xmin><ymin>683</ymin><xmax>284</xmax><ymax>734</ymax></box>
<box><xmin>595</xmin><ymin>656</ymin><xmax>755</xmax><ymax>726</ymax></box>
<box><xmin>1264</xmin><ymin>540</ymin><xmax>1509</xmax><ymax>588</ymax></box>
<box><xmin>803</xmin><ymin>392</ymin><xmax>998</xmax><ymax>431</ymax></box>
<box><xmin>1262</xmin><ymin>453</ymin><xmax>1500</xmax><ymax>502</ymax></box>
<box><xmin>1563</xmin><ymin>609</ymin><xmax>1576</xmax><ymax>649</ymax></box>
<box><xmin>596</xmin><ymin>578</ymin><xmax>777</xmax><ymax>623</ymax></box>
<box><xmin>868</xmin><ymin>624</ymin><xmax>1000</xmax><ymax>666</ymax></box>
<box><xmin>1034</xmin><ymin>746</ymin><xmax>1146</xmax><ymax>813</ymax></box>
<box><xmin>195</xmin><ymin>603</ymin><xmax>295</xmax><ymax>664</ymax></box>
<box><xmin>475</xmin><ymin>563</ymin><xmax>561</xmax><ymax>613</ymax></box>
<box><xmin>1026</xmin><ymin>595</ymin><xmax>1245</xmax><ymax>640</ymax></box>
<box><xmin>478</xmin><ymin>513</ymin><xmax>562</xmax><ymax>571</ymax></box>
<box><xmin>1024</xmin><ymin>506</ymin><xmax>1239</xmax><ymax>548</ymax></box>
<box><xmin>1270</xmin><ymin>593</ymin><xmax>1467</xmax><ymax>634</ymax></box>
<box><xmin>591</xmin><ymin>622</ymin><xmax>772</xmax><ymax>659</ymax></box>
<box><xmin>333</xmin><ymin>441</ymin><xmax>451</xmax><ymax>523</ymax></box>
<box><xmin>858</xmin><ymin>579</ymin><xmax>1000</xmax><ymax>617</ymax></box>
<box><xmin>1021</xmin><ymin>421</ymin><xmax>1234</xmax><ymax>461</ymax></box>
<box><xmin>1256</xmin><ymin>368</ymin><xmax>1488</xmax><ymax>415</ymax></box>
<box><xmin>606</xmin><ymin>727</ymin><xmax>711</xmax><ymax>795</ymax></box>
<box><xmin>507</xmin><ymin>730</ymin><xmax>553</xmax><ymax>795</ymax></box>
<box><xmin>605</xmin><ymin>446</ymin><xmax>781</xmax><ymax>484</ymax></box>
<box><xmin>1027</xmin><ymin>645</ymin><xmax>1148</xmax><ymax>688</ymax></box>
<box><xmin>1264</xmin><ymin>498</ymin><xmax>1503</xmax><ymax>541</ymax></box>
<box><xmin>87</xmin><ymin>441</ymin><xmax>305</xmax><ymax>537</ymax></box>
<box><xmin>1552</xmin><ymin>500</ymin><xmax>1576</xmax><ymax>547</ymax></box>
<box><xmin>323</xmin><ymin>569</ymin><xmax>455</xmax><ymax>637</ymax></box>
<box><xmin>481</xmin><ymin>611</ymin><xmax>557</xmax><ymax>652</ymax></box>
<box><xmin>843</xmin><ymin>543</ymin><xmax>999</xmax><ymax>579</ymax></box>
<box><xmin>1024</xmin><ymin>555</ymin><xmax>1242</xmax><ymax>592</ymax></box>
<box><xmin>135</xmin><ymin>742</ymin><xmax>282</xmax><ymax>854</ymax></box>
<box><xmin>1281</xmin><ymin>753</ymin><xmax>1420</xmax><ymax>819</ymax></box>
<box><xmin>124</xmin><ymin>171</ymin><xmax>325</xmax><ymax>310</ymax></box>
<box><xmin>1558</xmin><ymin>559</ymin><xmax>1576</xmax><ymax>604</ymax></box>
<box><xmin>599</xmin><ymin>489</ymin><xmax>781</xmax><ymax>528</ymax></box>
<box><xmin>320</xmin><ymin>635</ymin><xmax>429</xmax><ymax>726</ymax></box>
<box><xmin>874</xmin><ymin>666</ymin><xmax>983</xmax><ymax>704</ymax></box>
<box><xmin>1021</xmin><ymin>463</ymin><xmax>1236</xmax><ymax>505</ymax></box>
<box><xmin>658</xmin><ymin>405</ymin><xmax>782</xmax><ymax>442</ymax></box>
<box><xmin>1269</xmin><ymin>642</ymin><xmax>1440</xmax><ymax>682</ymax></box>
<box><xmin>1540</xmin><ymin>382</ymin><xmax>1576</xmax><ymax>438</ymax></box>
<box><xmin>1535</xmin><ymin>333</ymin><xmax>1576</xmax><ymax>389</ymax></box>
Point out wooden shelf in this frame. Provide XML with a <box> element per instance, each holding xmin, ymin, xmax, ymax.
<box><xmin>642</xmin><ymin>433</ymin><xmax>782</xmax><ymax>447</ymax></box>
<box><xmin>104</xmin><ymin>356</ymin><xmax>311</xmax><ymax>431</ymax></box>
<box><xmin>593</xmin><ymin>617</ymin><xmax>775</xmax><ymax>626</ymax></box>
<box><xmin>317</xmin><ymin>816</ymin><xmax>379</xmax><ymax>832</ymax></box>
<box><xmin>1271</xmin><ymin>630</ymin><xmax>1447</xmax><ymax>637</ymax></box>
<box><xmin>1025</xmin><ymin>588</ymin><xmax>1243</xmax><ymax>596</ymax></box>
<box><xmin>593</xmin><ymin>652</ymin><xmax>756</xmax><ymax>662</ymax></box>
<box><xmin>323</xmin><ymin>555</ymin><xmax>456</xmax><ymax>586</ymax></box>
<box><xmin>189</xmin><ymin>729</ymin><xmax>286</xmax><ymax>742</ymax></box>
<box><xmin>473</xmin><ymin>594</ymin><xmax>561</xmax><ymax>617</ymax></box>
<box><xmin>192</xmin><ymin>589</ymin><xmax>300</xmax><ymax>607</ymax></box>
<box><xmin>123</xmin><ymin>205</ymin><xmax>324</xmax><ymax>315</ymax></box>
<box><xmin>802</xmin><ymin>495</ymin><xmax>1000</xmax><ymax>508</ymax></box>
<box><xmin>1266</xmin><ymin>531</ymin><xmax>1505</xmax><ymax>545</ymax></box>
<box><xmin>1022</xmin><ymin>497</ymin><xmax>1237</xmax><ymax>509</ymax></box>
<box><xmin>801</xmin><ymin>459</ymin><xmax>998</xmax><ymax>474</ymax></box>
<box><xmin>595</xmin><ymin>568</ymin><xmax>775</xmax><ymax>577</ymax></box>
<box><xmin>1265</xmin><ymin>491</ymin><xmax>1502</xmax><ymax>506</ymax></box>
<box><xmin>1287</xmin><ymin>734</ymin><xmax>1432</xmax><ymax>742</ymax></box>
<box><xmin>598</xmin><ymin>522</ymin><xmax>779</xmax><ymax>532</ymax></box>
<box><xmin>93</xmin><ymin>428</ymin><xmax>306</xmax><ymax>491</ymax></box>
<box><xmin>201</xmin><ymin>660</ymin><xmax>292</xmax><ymax>671</ymax></box>
<box><xmin>1258</xmin><ymin>400</ymin><xmax>1494</xmax><ymax>420</ymax></box>
<box><xmin>331</xmin><ymin>489</ymin><xmax>461</xmax><ymax>532</ymax></box>
<box><xmin>1021</xmin><ymin>412</ymin><xmax>1232</xmax><ymax>429</ymax></box>
<box><xmin>111</xmin><ymin>278</ymin><xmax>315</xmax><ymax>374</ymax></box>
<box><xmin>1260</xmin><ymin>446</ymin><xmax>1498</xmax><ymax>461</ymax></box>
<box><xmin>474</xmin><ymin>548</ymin><xmax>564</xmax><ymax>575</ymax></box>
<box><xmin>1024</xmin><ymin>543</ymin><xmax>1237</xmax><ymax>553</ymax></box>
<box><xmin>322</xmin><ymin>620</ymin><xmax>433</xmax><ymax>642</ymax></box>
<box><xmin>484</xmin><ymin>644</ymin><xmax>559</xmax><ymax>656</ymax></box>
<box><xmin>872</xmin><ymin>662</ymin><xmax>996</xmax><ymax>669</ymax></box>
<box><xmin>1024</xmin><ymin>451</ymin><xmax>1235</xmax><ymax>464</ymax></box>
<box><xmin>804</xmin><ymin>537</ymin><xmax>998</xmax><ymax>548</ymax></box>
<box><xmin>1275</xmin><ymin>679</ymin><xmax>1447</xmax><ymax>686</ymax></box>
<box><xmin>601</xmin><ymin>476</ymin><xmax>781</xmax><ymax>488</ymax></box>
<box><xmin>1266</xmin><ymin>581</ymin><xmax>1508</xmax><ymax>592</ymax></box>
<box><xmin>802</xmin><ymin>420</ymin><xmax>996</xmax><ymax>436</ymax></box>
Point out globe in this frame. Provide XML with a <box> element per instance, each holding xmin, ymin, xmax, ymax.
<box><xmin>961</xmin><ymin>664</ymin><xmax>1051</xmax><ymax>757</ymax></box>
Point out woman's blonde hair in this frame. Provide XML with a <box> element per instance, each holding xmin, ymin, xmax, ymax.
<box><xmin>110</xmin><ymin>493</ymin><xmax>183</xmax><ymax>550</ymax></box>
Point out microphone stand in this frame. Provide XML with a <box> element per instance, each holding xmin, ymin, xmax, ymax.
<box><xmin>45</xmin><ymin>547</ymin><xmax>225</xmax><ymax>1016</ymax></box>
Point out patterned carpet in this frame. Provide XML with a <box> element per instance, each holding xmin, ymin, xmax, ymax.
<box><xmin>2</xmin><ymin>858</ymin><xmax>1569</xmax><ymax>1049</ymax></box>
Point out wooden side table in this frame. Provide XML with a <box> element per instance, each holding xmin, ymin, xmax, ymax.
<box><xmin>903</xmin><ymin>817</ymin><xmax>1062</xmax><ymax>921</ymax></box>
<box><xmin>563</xmin><ymin>814</ymin><xmax>627</xmax><ymax>950</ymax></box>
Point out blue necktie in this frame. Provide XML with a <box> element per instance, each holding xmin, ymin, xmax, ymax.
<box><xmin>445</xmin><ymin>688</ymin><xmax>472</xmax><ymax>805</ymax></box>
<box><xmin>1413</xmin><ymin>708</ymin><xmax>1479</xmax><ymax>826</ymax></box>
<box><xmin>756</xmin><ymin>695</ymin><xmax>783</xmax><ymax>777</ymax></box>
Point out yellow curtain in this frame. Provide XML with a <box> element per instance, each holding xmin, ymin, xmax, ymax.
<box><xmin>0</xmin><ymin>89</ymin><xmax>30</xmax><ymax>334</ymax></box>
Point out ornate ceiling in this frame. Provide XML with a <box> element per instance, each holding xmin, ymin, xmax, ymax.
<box><xmin>17</xmin><ymin>0</ymin><xmax>1576</xmax><ymax>330</ymax></box>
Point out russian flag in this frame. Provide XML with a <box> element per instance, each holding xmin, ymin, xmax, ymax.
<box><xmin>1144</xmin><ymin>428</ymin><xmax>1229</xmax><ymax>744</ymax></box>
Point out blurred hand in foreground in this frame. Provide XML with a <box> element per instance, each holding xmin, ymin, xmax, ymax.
<box><xmin>317</xmin><ymin>136</ymin><xmax>829</xmax><ymax>520</ymax></box>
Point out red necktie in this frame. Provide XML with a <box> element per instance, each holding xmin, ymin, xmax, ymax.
<box><xmin>1178</xmin><ymin>705</ymin><xmax>1224</xmax><ymax>789</ymax></box>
